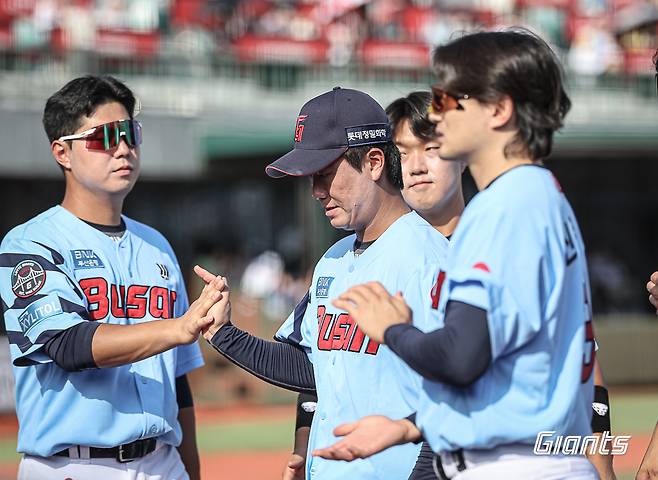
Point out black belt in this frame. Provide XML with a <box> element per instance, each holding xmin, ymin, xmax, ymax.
<box><xmin>432</xmin><ymin>450</ymin><xmax>467</xmax><ymax>480</ymax></box>
<box><xmin>54</xmin><ymin>438</ymin><xmax>157</xmax><ymax>463</ymax></box>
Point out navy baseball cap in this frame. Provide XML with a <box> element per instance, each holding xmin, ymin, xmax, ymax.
<box><xmin>266</xmin><ymin>87</ymin><xmax>392</xmax><ymax>178</ymax></box>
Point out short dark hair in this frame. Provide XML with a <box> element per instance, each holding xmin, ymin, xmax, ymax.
<box><xmin>43</xmin><ymin>75</ymin><xmax>137</xmax><ymax>143</ymax></box>
<box><xmin>344</xmin><ymin>142</ymin><xmax>403</xmax><ymax>190</ymax></box>
<box><xmin>431</xmin><ymin>29</ymin><xmax>571</xmax><ymax>161</ymax></box>
<box><xmin>386</xmin><ymin>91</ymin><xmax>437</xmax><ymax>142</ymax></box>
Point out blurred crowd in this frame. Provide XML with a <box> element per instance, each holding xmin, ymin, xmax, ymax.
<box><xmin>0</xmin><ymin>0</ymin><xmax>656</xmax><ymax>75</ymax></box>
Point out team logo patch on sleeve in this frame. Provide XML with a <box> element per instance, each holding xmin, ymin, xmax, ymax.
<box><xmin>316</xmin><ymin>277</ymin><xmax>334</xmax><ymax>298</ymax></box>
<box><xmin>17</xmin><ymin>294</ymin><xmax>63</xmax><ymax>334</ymax></box>
<box><xmin>70</xmin><ymin>250</ymin><xmax>105</xmax><ymax>270</ymax></box>
<box><xmin>11</xmin><ymin>260</ymin><xmax>46</xmax><ymax>298</ymax></box>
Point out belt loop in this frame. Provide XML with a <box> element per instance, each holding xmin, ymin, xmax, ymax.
<box><xmin>432</xmin><ymin>454</ymin><xmax>451</xmax><ymax>480</ymax></box>
<box><xmin>453</xmin><ymin>449</ymin><xmax>467</xmax><ymax>472</ymax></box>
<box><xmin>79</xmin><ymin>446</ymin><xmax>90</xmax><ymax>460</ymax></box>
<box><xmin>67</xmin><ymin>446</ymin><xmax>80</xmax><ymax>459</ymax></box>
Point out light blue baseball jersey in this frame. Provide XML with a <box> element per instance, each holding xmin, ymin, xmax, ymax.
<box><xmin>0</xmin><ymin>205</ymin><xmax>204</xmax><ymax>457</ymax></box>
<box><xmin>275</xmin><ymin>211</ymin><xmax>449</xmax><ymax>480</ymax></box>
<box><xmin>414</xmin><ymin>165</ymin><xmax>595</xmax><ymax>453</ymax></box>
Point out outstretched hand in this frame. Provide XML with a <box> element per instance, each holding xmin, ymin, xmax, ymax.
<box><xmin>332</xmin><ymin>282</ymin><xmax>411</xmax><ymax>344</ymax></box>
<box><xmin>194</xmin><ymin>265</ymin><xmax>232</xmax><ymax>340</ymax></box>
<box><xmin>312</xmin><ymin>415</ymin><xmax>420</xmax><ymax>461</ymax></box>
<box><xmin>177</xmin><ymin>269</ymin><xmax>227</xmax><ymax>344</ymax></box>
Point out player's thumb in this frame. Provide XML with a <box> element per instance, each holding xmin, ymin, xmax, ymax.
<box><xmin>333</xmin><ymin>421</ymin><xmax>356</xmax><ymax>437</ymax></box>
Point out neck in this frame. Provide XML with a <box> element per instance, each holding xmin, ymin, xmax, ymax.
<box><xmin>356</xmin><ymin>191</ymin><xmax>410</xmax><ymax>243</ymax></box>
<box><xmin>467</xmin><ymin>147</ymin><xmax>533</xmax><ymax>191</ymax></box>
<box><xmin>421</xmin><ymin>191</ymin><xmax>465</xmax><ymax>237</ymax></box>
<box><xmin>61</xmin><ymin>188</ymin><xmax>124</xmax><ymax>226</ymax></box>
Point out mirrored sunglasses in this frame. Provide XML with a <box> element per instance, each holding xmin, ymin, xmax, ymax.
<box><xmin>428</xmin><ymin>85</ymin><xmax>470</xmax><ymax>114</ymax></box>
<box><xmin>58</xmin><ymin>119</ymin><xmax>142</xmax><ymax>151</ymax></box>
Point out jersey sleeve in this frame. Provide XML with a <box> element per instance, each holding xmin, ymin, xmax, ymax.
<box><xmin>443</xmin><ymin>208</ymin><xmax>544</xmax><ymax>361</ymax></box>
<box><xmin>170</xmin><ymin>257</ymin><xmax>204</xmax><ymax>377</ymax></box>
<box><xmin>0</xmin><ymin>236</ymin><xmax>91</xmax><ymax>366</ymax></box>
<box><xmin>273</xmin><ymin>290</ymin><xmax>314</xmax><ymax>359</ymax></box>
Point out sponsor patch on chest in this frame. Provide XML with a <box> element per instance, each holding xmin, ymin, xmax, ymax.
<box><xmin>70</xmin><ymin>249</ymin><xmax>105</xmax><ymax>270</ymax></box>
<box><xmin>315</xmin><ymin>276</ymin><xmax>334</xmax><ymax>298</ymax></box>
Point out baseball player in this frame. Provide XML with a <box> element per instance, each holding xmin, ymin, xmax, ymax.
<box><xmin>283</xmin><ymin>90</ymin><xmax>465</xmax><ymax>480</ymax></box>
<box><xmin>313</xmin><ymin>30</ymin><xmax>598</xmax><ymax>479</ymax></box>
<box><xmin>0</xmin><ymin>76</ymin><xmax>223</xmax><ymax>479</ymax></box>
<box><xmin>194</xmin><ymin>87</ymin><xmax>451</xmax><ymax>479</ymax></box>
<box><xmin>635</xmin><ymin>50</ymin><xmax>658</xmax><ymax>480</ymax></box>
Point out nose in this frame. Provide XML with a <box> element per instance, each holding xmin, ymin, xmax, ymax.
<box><xmin>311</xmin><ymin>175</ymin><xmax>327</xmax><ymax>201</ymax></box>
<box><xmin>407</xmin><ymin>151</ymin><xmax>427</xmax><ymax>175</ymax></box>
<box><xmin>114</xmin><ymin>135</ymin><xmax>134</xmax><ymax>157</ymax></box>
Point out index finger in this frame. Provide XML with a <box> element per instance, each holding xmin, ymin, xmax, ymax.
<box><xmin>194</xmin><ymin>265</ymin><xmax>217</xmax><ymax>284</ymax></box>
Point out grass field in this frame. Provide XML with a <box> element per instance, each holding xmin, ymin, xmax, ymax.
<box><xmin>0</xmin><ymin>389</ymin><xmax>654</xmax><ymax>479</ymax></box>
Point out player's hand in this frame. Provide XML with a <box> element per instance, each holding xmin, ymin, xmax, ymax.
<box><xmin>647</xmin><ymin>271</ymin><xmax>658</xmax><ymax>314</ymax></box>
<box><xmin>312</xmin><ymin>415</ymin><xmax>420</xmax><ymax>461</ymax></box>
<box><xmin>282</xmin><ymin>453</ymin><xmax>305</xmax><ymax>480</ymax></box>
<box><xmin>194</xmin><ymin>265</ymin><xmax>232</xmax><ymax>340</ymax></box>
<box><xmin>636</xmin><ymin>422</ymin><xmax>658</xmax><ymax>480</ymax></box>
<box><xmin>332</xmin><ymin>282</ymin><xmax>411</xmax><ymax>344</ymax></box>
<box><xmin>177</xmin><ymin>271</ymin><xmax>226</xmax><ymax>344</ymax></box>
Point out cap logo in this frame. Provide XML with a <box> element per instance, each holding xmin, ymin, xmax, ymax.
<box><xmin>345</xmin><ymin>124</ymin><xmax>391</xmax><ymax>147</ymax></box>
<box><xmin>294</xmin><ymin>115</ymin><xmax>307</xmax><ymax>143</ymax></box>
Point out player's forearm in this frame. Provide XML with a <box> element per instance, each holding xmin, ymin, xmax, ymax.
<box><xmin>91</xmin><ymin>320</ymin><xmax>186</xmax><ymax>368</ymax></box>
<box><xmin>209</xmin><ymin>323</ymin><xmax>316</xmax><ymax>393</ymax></box>
<box><xmin>177</xmin><ymin>406</ymin><xmax>201</xmax><ymax>480</ymax></box>
<box><xmin>384</xmin><ymin>301</ymin><xmax>491</xmax><ymax>387</ymax></box>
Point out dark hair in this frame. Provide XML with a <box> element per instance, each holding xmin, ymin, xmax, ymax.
<box><xmin>386</xmin><ymin>91</ymin><xmax>437</xmax><ymax>142</ymax></box>
<box><xmin>344</xmin><ymin>142</ymin><xmax>403</xmax><ymax>189</ymax></box>
<box><xmin>431</xmin><ymin>29</ymin><xmax>571</xmax><ymax>161</ymax></box>
<box><xmin>43</xmin><ymin>75</ymin><xmax>137</xmax><ymax>143</ymax></box>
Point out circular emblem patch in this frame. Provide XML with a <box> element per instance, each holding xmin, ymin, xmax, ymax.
<box><xmin>11</xmin><ymin>260</ymin><xmax>46</xmax><ymax>298</ymax></box>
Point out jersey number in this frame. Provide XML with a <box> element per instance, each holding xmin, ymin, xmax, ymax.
<box><xmin>581</xmin><ymin>284</ymin><xmax>595</xmax><ymax>383</ymax></box>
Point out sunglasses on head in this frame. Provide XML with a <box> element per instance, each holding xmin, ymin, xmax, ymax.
<box><xmin>58</xmin><ymin>119</ymin><xmax>142</xmax><ymax>151</ymax></box>
<box><xmin>428</xmin><ymin>85</ymin><xmax>470</xmax><ymax>114</ymax></box>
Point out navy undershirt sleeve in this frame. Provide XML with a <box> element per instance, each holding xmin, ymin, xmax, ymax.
<box><xmin>176</xmin><ymin>374</ymin><xmax>194</xmax><ymax>409</ymax></box>
<box><xmin>42</xmin><ymin>321</ymin><xmax>100</xmax><ymax>372</ymax></box>
<box><xmin>209</xmin><ymin>323</ymin><xmax>316</xmax><ymax>393</ymax></box>
<box><xmin>383</xmin><ymin>300</ymin><xmax>492</xmax><ymax>387</ymax></box>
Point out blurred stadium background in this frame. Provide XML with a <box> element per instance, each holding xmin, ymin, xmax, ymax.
<box><xmin>0</xmin><ymin>0</ymin><xmax>657</xmax><ymax>478</ymax></box>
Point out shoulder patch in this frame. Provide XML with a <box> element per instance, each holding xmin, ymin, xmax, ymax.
<box><xmin>316</xmin><ymin>276</ymin><xmax>334</xmax><ymax>299</ymax></box>
<box><xmin>11</xmin><ymin>259</ymin><xmax>46</xmax><ymax>298</ymax></box>
<box><xmin>70</xmin><ymin>250</ymin><xmax>105</xmax><ymax>270</ymax></box>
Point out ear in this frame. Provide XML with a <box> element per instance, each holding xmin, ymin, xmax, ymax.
<box><xmin>51</xmin><ymin>140</ymin><xmax>72</xmax><ymax>170</ymax></box>
<box><xmin>489</xmin><ymin>94</ymin><xmax>515</xmax><ymax>130</ymax></box>
<box><xmin>365</xmin><ymin>147</ymin><xmax>385</xmax><ymax>182</ymax></box>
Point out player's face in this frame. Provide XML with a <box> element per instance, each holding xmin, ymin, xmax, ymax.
<box><xmin>428</xmin><ymin>96</ymin><xmax>489</xmax><ymax>164</ymax></box>
<box><xmin>64</xmin><ymin>101</ymin><xmax>140</xmax><ymax>198</ymax></box>
<box><xmin>311</xmin><ymin>156</ymin><xmax>378</xmax><ymax>232</ymax></box>
<box><xmin>395</xmin><ymin>120</ymin><xmax>462</xmax><ymax>218</ymax></box>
